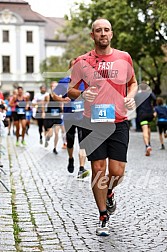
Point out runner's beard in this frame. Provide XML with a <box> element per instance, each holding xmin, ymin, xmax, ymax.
<box><xmin>95</xmin><ymin>39</ymin><xmax>110</xmax><ymax>49</ymax></box>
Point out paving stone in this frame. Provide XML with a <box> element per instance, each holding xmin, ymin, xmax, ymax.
<box><xmin>0</xmin><ymin>125</ymin><xmax>167</xmax><ymax>251</ymax></box>
<box><xmin>0</xmin><ymin>246</ymin><xmax>16</xmax><ymax>252</ymax></box>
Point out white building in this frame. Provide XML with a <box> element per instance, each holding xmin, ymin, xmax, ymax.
<box><xmin>0</xmin><ymin>0</ymin><xmax>67</xmax><ymax>96</ymax></box>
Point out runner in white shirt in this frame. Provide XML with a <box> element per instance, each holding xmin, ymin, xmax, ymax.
<box><xmin>32</xmin><ymin>85</ymin><xmax>49</xmax><ymax>144</ymax></box>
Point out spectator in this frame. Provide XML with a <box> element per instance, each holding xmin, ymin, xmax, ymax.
<box><xmin>4</xmin><ymin>92</ymin><xmax>12</xmax><ymax>135</ymax></box>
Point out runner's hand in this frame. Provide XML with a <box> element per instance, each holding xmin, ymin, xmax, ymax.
<box><xmin>63</xmin><ymin>97</ymin><xmax>71</xmax><ymax>103</ymax></box>
<box><xmin>82</xmin><ymin>87</ymin><xmax>98</xmax><ymax>102</ymax></box>
<box><xmin>124</xmin><ymin>97</ymin><xmax>136</xmax><ymax>110</ymax></box>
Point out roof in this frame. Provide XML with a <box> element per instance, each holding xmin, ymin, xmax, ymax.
<box><xmin>0</xmin><ymin>0</ymin><xmax>45</xmax><ymax>22</ymax></box>
<box><xmin>0</xmin><ymin>0</ymin><xmax>26</xmax><ymax>2</ymax></box>
<box><xmin>0</xmin><ymin>0</ymin><xmax>25</xmax><ymax>3</ymax></box>
<box><xmin>0</xmin><ymin>0</ymin><xmax>67</xmax><ymax>41</ymax></box>
<box><xmin>39</xmin><ymin>16</ymin><xmax>67</xmax><ymax>41</ymax></box>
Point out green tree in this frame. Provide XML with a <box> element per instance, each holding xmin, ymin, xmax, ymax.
<box><xmin>63</xmin><ymin>0</ymin><xmax>167</xmax><ymax>94</ymax></box>
<box><xmin>40</xmin><ymin>56</ymin><xmax>69</xmax><ymax>85</ymax></box>
<box><xmin>63</xmin><ymin>28</ymin><xmax>94</xmax><ymax>59</ymax></box>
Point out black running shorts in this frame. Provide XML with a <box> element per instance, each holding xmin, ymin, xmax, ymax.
<box><xmin>43</xmin><ymin>118</ymin><xmax>62</xmax><ymax>130</ymax></box>
<box><xmin>13</xmin><ymin>112</ymin><xmax>26</xmax><ymax>121</ymax></box>
<box><xmin>80</xmin><ymin>117</ymin><xmax>130</xmax><ymax>162</ymax></box>
<box><xmin>157</xmin><ymin>121</ymin><xmax>167</xmax><ymax>134</ymax></box>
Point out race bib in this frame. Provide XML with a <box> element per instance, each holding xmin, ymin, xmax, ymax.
<box><xmin>71</xmin><ymin>100</ymin><xmax>84</xmax><ymax>112</ymax></box>
<box><xmin>51</xmin><ymin>108</ymin><xmax>60</xmax><ymax>116</ymax></box>
<box><xmin>25</xmin><ymin>111</ymin><xmax>31</xmax><ymax>116</ymax></box>
<box><xmin>17</xmin><ymin>108</ymin><xmax>25</xmax><ymax>114</ymax></box>
<box><xmin>7</xmin><ymin>107</ymin><xmax>12</xmax><ymax>116</ymax></box>
<box><xmin>91</xmin><ymin>104</ymin><xmax>115</xmax><ymax>122</ymax></box>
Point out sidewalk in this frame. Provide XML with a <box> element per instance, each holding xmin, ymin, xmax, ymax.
<box><xmin>0</xmin><ymin>124</ymin><xmax>167</xmax><ymax>252</ymax></box>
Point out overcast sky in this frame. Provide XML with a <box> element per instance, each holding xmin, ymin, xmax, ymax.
<box><xmin>26</xmin><ymin>0</ymin><xmax>90</xmax><ymax>18</ymax></box>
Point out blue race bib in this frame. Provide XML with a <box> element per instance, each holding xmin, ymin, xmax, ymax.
<box><xmin>91</xmin><ymin>104</ymin><xmax>115</xmax><ymax>122</ymax></box>
<box><xmin>17</xmin><ymin>108</ymin><xmax>25</xmax><ymax>114</ymax></box>
<box><xmin>7</xmin><ymin>107</ymin><xmax>12</xmax><ymax>116</ymax></box>
<box><xmin>51</xmin><ymin>109</ymin><xmax>60</xmax><ymax>117</ymax></box>
<box><xmin>71</xmin><ymin>100</ymin><xmax>84</xmax><ymax>112</ymax></box>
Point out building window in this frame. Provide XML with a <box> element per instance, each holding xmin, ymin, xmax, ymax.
<box><xmin>2</xmin><ymin>56</ymin><xmax>10</xmax><ymax>73</ymax></box>
<box><xmin>26</xmin><ymin>56</ymin><xmax>34</xmax><ymax>73</ymax></box>
<box><xmin>26</xmin><ymin>31</ymin><xmax>33</xmax><ymax>42</ymax></box>
<box><xmin>3</xmin><ymin>30</ymin><xmax>9</xmax><ymax>42</ymax></box>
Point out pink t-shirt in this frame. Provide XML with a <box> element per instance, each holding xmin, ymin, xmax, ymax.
<box><xmin>71</xmin><ymin>49</ymin><xmax>135</xmax><ymax>123</ymax></box>
<box><xmin>9</xmin><ymin>96</ymin><xmax>16</xmax><ymax>112</ymax></box>
<box><xmin>0</xmin><ymin>92</ymin><xmax>4</xmax><ymax>100</ymax></box>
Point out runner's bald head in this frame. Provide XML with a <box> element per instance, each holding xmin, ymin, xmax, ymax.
<box><xmin>91</xmin><ymin>18</ymin><xmax>112</xmax><ymax>32</ymax></box>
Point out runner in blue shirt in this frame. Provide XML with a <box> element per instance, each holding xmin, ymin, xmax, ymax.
<box><xmin>154</xmin><ymin>97</ymin><xmax>167</xmax><ymax>149</ymax></box>
<box><xmin>54</xmin><ymin>59</ymin><xmax>90</xmax><ymax>178</ymax></box>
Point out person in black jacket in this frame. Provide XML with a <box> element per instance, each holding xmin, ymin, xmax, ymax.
<box><xmin>135</xmin><ymin>82</ymin><xmax>156</xmax><ymax>156</ymax></box>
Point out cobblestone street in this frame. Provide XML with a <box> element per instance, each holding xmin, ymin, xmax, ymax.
<box><xmin>0</xmin><ymin>123</ymin><xmax>167</xmax><ymax>252</ymax></box>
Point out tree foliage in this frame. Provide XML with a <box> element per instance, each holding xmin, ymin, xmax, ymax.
<box><xmin>40</xmin><ymin>56</ymin><xmax>69</xmax><ymax>85</ymax></box>
<box><xmin>63</xmin><ymin>0</ymin><xmax>167</xmax><ymax>94</ymax></box>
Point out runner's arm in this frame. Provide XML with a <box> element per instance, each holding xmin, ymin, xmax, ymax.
<box><xmin>124</xmin><ymin>76</ymin><xmax>138</xmax><ymax>110</ymax></box>
<box><xmin>67</xmin><ymin>81</ymin><xmax>82</xmax><ymax>99</ymax></box>
<box><xmin>127</xmin><ymin>76</ymin><xmax>138</xmax><ymax>98</ymax></box>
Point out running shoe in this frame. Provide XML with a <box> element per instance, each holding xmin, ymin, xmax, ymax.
<box><xmin>67</xmin><ymin>157</ymin><xmax>74</xmax><ymax>173</ymax></box>
<box><xmin>96</xmin><ymin>215</ymin><xmax>110</xmax><ymax>236</ymax></box>
<box><xmin>145</xmin><ymin>145</ymin><xmax>152</xmax><ymax>156</ymax></box>
<box><xmin>53</xmin><ymin>148</ymin><xmax>58</xmax><ymax>154</ymax></box>
<box><xmin>159</xmin><ymin>144</ymin><xmax>165</xmax><ymax>150</ymax></box>
<box><xmin>106</xmin><ymin>192</ymin><xmax>116</xmax><ymax>215</ymax></box>
<box><xmin>16</xmin><ymin>141</ymin><xmax>20</xmax><ymax>147</ymax></box>
<box><xmin>40</xmin><ymin>138</ymin><xmax>43</xmax><ymax>144</ymax></box>
<box><xmin>77</xmin><ymin>168</ymin><xmax>90</xmax><ymax>179</ymax></box>
<box><xmin>45</xmin><ymin>136</ymin><xmax>50</xmax><ymax>147</ymax></box>
<box><xmin>21</xmin><ymin>140</ymin><xmax>26</xmax><ymax>146</ymax></box>
<box><xmin>45</xmin><ymin>140</ymin><xmax>49</xmax><ymax>147</ymax></box>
